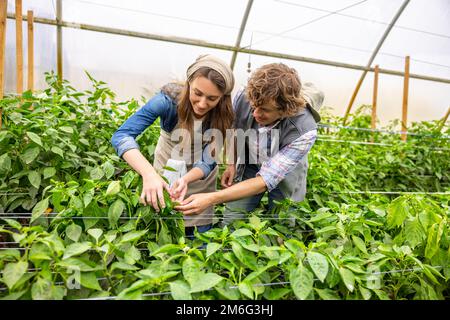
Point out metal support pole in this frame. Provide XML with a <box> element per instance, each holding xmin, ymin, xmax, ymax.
<box><xmin>27</xmin><ymin>10</ymin><xmax>33</xmax><ymax>91</ymax></box>
<box><xmin>401</xmin><ymin>56</ymin><xmax>410</xmax><ymax>142</ymax></box>
<box><xmin>436</xmin><ymin>107</ymin><xmax>450</xmax><ymax>132</ymax></box>
<box><xmin>0</xmin><ymin>0</ymin><xmax>6</xmax><ymax>129</ymax></box>
<box><xmin>343</xmin><ymin>0</ymin><xmax>410</xmax><ymax>125</ymax></box>
<box><xmin>230</xmin><ymin>0</ymin><xmax>253</xmax><ymax>70</ymax></box>
<box><xmin>15</xmin><ymin>0</ymin><xmax>23</xmax><ymax>94</ymax></box>
<box><xmin>370</xmin><ymin>65</ymin><xmax>379</xmax><ymax>142</ymax></box>
<box><xmin>56</xmin><ymin>0</ymin><xmax>62</xmax><ymax>81</ymax></box>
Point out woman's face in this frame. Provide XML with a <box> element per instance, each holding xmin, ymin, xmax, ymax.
<box><xmin>189</xmin><ymin>76</ymin><xmax>223</xmax><ymax>118</ymax></box>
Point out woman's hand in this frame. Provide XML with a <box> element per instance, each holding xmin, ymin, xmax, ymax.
<box><xmin>170</xmin><ymin>177</ymin><xmax>188</xmax><ymax>202</ymax></box>
<box><xmin>140</xmin><ymin>173</ymin><xmax>169</xmax><ymax>212</ymax></box>
<box><xmin>175</xmin><ymin>193</ymin><xmax>215</xmax><ymax>215</ymax></box>
<box><xmin>221</xmin><ymin>164</ymin><xmax>236</xmax><ymax>188</ymax></box>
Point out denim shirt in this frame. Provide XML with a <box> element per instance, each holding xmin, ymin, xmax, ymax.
<box><xmin>111</xmin><ymin>91</ymin><xmax>217</xmax><ymax>178</ymax></box>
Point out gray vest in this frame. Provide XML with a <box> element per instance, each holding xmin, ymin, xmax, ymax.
<box><xmin>233</xmin><ymin>91</ymin><xmax>317</xmax><ymax>201</ymax></box>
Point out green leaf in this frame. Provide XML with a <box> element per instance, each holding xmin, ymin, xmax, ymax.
<box><xmin>120</xmin><ymin>229</ymin><xmax>147</xmax><ymax>243</ymax></box>
<box><xmin>181</xmin><ymin>257</ymin><xmax>223</xmax><ymax>293</ymax></box>
<box><xmin>124</xmin><ymin>246</ymin><xmax>141</xmax><ymax>265</ymax></box>
<box><xmin>56</xmin><ymin>258</ymin><xmax>101</xmax><ymax>272</ymax></box>
<box><xmin>60</xmin><ymin>126</ymin><xmax>74</xmax><ymax>134</ymax></box>
<box><xmin>79</xmin><ymin>138</ymin><xmax>89</xmax><ymax>146</ymax></box>
<box><xmin>313</xmin><ymin>194</ymin><xmax>324</xmax><ymax>207</ymax></box>
<box><xmin>182</xmin><ymin>257</ymin><xmax>202</xmax><ymax>285</ymax></box>
<box><xmin>110</xmin><ymin>262</ymin><xmax>139</xmax><ymax>272</ymax></box>
<box><xmin>0</xmin><ymin>153</ymin><xmax>11</xmax><ymax>172</ymax></box>
<box><xmin>31</xmin><ymin>278</ymin><xmax>53</xmax><ymax>300</ymax></box>
<box><xmin>307</xmin><ymin>251</ymin><xmax>329</xmax><ymax>282</ymax></box>
<box><xmin>314</xmin><ymin>288</ymin><xmax>340</xmax><ymax>300</ymax></box>
<box><xmin>405</xmin><ymin>218</ymin><xmax>425</xmax><ymax>248</ymax></box>
<box><xmin>21</xmin><ymin>146</ymin><xmax>40</xmax><ymax>164</ymax></box>
<box><xmin>28</xmin><ymin>171</ymin><xmax>41</xmax><ymax>189</ymax></box>
<box><xmin>87</xmin><ymin>228</ymin><xmax>103</xmax><ymax>242</ymax></box>
<box><xmin>249</xmin><ymin>215</ymin><xmax>262</xmax><ymax>231</ymax></box>
<box><xmin>425</xmin><ymin>221</ymin><xmax>444</xmax><ymax>260</ymax></box>
<box><xmin>290</xmin><ymin>263</ymin><xmax>314</xmax><ymax>300</ymax></box>
<box><xmin>51</xmin><ymin>146</ymin><xmax>64</xmax><ymax>158</ymax></box>
<box><xmin>215</xmin><ymin>280</ymin><xmax>241</xmax><ymax>300</ymax></box>
<box><xmin>231</xmin><ymin>241</ymin><xmax>258</xmax><ymax>271</ymax></box>
<box><xmin>0</xmin><ymin>131</ymin><xmax>10</xmax><ymax>143</ymax></box>
<box><xmin>0</xmin><ymin>290</ymin><xmax>27</xmax><ymax>300</ymax></box>
<box><xmin>108</xmin><ymin>199</ymin><xmax>125</xmax><ymax>228</ymax></box>
<box><xmin>106</xmin><ymin>181</ymin><xmax>121</xmax><ymax>196</ymax></box>
<box><xmin>26</xmin><ymin>132</ymin><xmax>43</xmax><ymax>146</ymax></box>
<box><xmin>90</xmin><ymin>167</ymin><xmax>104</xmax><ymax>180</ymax></box>
<box><xmin>238</xmin><ymin>281</ymin><xmax>254</xmax><ymax>299</ymax></box>
<box><xmin>147</xmin><ymin>244</ymin><xmax>180</xmax><ymax>256</ymax></box>
<box><xmin>2</xmin><ymin>218</ymin><xmax>22</xmax><ymax>230</ymax></box>
<box><xmin>359</xmin><ymin>286</ymin><xmax>372</xmax><ymax>300</ymax></box>
<box><xmin>170</xmin><ymin>280</ymin><xmax>192</xmax><ymax>300</ymax></box>
<box><xmin>83</xmin><ymin>189</ymin><xmax>94</xmax><ymax>207</ymax></box>
<box><xmin>231</xmin><ymin>228</ymin><xmax>253</xmax><ymax>238</ymax></box>
<box><xmin>206</xmin><ymin>242</ymin><xmax>222</xmax><ymax>258</ymax></box>
<box><xmin>31</xmin><ymin>197</ymin><xmax>49</xmax><ymax>223</ymax></box>
<box><xmin>386</xmin><ymin>197</ymin><xmax>409</xmax><ymax>228</ymax></box>
<box><xmin>66</xmin><ymin>223</ymin><xmax>82</xmax><ymax>242</ymax></box>
<box><xmin>102</xmin><ymin>161</ymin><xmax>115</xmax><ymax>179</ymax></box>
<box><xmin>43</xmin><ymin>167</ymin><xmax>56</xmax><ymax>179</ymax></box>
<box><xmin>63</xmin><ymin>242</ymin><xmax>91</xmax><ymax>260</ymax></box>
<box><xmin>190</xmin><ymin>273</ymin><xmax>223</xmax><ymax>293</ymax></box>
<box><xmin>80</xmin><ymin>272</ymin><xmax>102</xmax><ymax>291</ymax></box>
<box><xmin>339</xmin><ymin>267</ymin><xmax>355</xmax><ymax>292</ymax></box>
<box><xmin>29</xmin><ymin>243</ymin><xmax>52</xmax><ymax>262</ymax></box>
<box><xmin>3</xmin><ymin>261</ymin><xmax>28</xmax><ymax>289</ymax></box>
<box><xmin>352</xmin><ymin>235</ymin><xmax>368</xmax><ymax>254</ymax></box>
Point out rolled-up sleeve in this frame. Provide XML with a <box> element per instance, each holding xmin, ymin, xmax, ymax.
<box><xmin>111</xmin><ymin>93</ymin><xmax>169</xmax><ymax>158</ymax></box>
<box><xmin>257</xmin><ymin>129</ymin><xmax>317</xmax><ymax>191</ymax></box>
<box><xmin>193</xmin><ymin>143</ymin><xmax>217</xmax><ymax>179</ymax></box>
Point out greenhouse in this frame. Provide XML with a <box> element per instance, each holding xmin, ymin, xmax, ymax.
<box><xmin>0</xmin><ymin>0</ymin><xmax>449</xmax><ymax>302</ymax></box>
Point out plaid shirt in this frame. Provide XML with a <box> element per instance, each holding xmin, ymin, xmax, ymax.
<box><xmin>256</xmin><ymin>129</ymin><xmax>317</xmax><ymax>192</ymax></box>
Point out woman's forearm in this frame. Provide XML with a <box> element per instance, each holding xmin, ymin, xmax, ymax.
<box><xmin>211</xmin><ymin>176</ymin><xmax>267</xmax><ymax>205</ymax></box>
<box><xmin>183</xmin><ymin>167</ymin><xmax>205</xmax><ymax>184</ymax></box>
<box><xmin>122</xmin><ymin>149</ymin><xmax>157</xmax><ymax>177</ymax></box>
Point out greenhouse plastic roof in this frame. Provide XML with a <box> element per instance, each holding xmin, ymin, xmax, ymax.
<box><xmin>4</xmin><ymin>0</ymin><xmax>450</xmax><ymax>125</ymax></box>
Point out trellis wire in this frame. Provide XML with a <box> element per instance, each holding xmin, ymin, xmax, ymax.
<box><xmin>331</xmin><ymin>191</ymin><xmax>450</xmax><ymax>195</ymax></box>
<box><xmin>318</xmin><ymin>123</ymin><xmax>450</xmax><ymax>139</ymax></box>
<box><xmin>316</xmin><ymin>138</ymin><xmax>450</xmax><ymax>151</ymax></box>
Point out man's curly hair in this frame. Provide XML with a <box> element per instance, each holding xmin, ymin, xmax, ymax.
<box><xmin>246</xmin><ymin>63</ymin><xmax>306</xmax><ymax>117</ymax></box>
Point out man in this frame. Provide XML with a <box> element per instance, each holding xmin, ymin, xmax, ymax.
<box><xmin>174</xmin><ymin>63</ymin><xmax>324</xmax><ymax>225</ymax></box>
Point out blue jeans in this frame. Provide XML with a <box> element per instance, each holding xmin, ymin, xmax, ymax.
<box><xmin>221</xmin><ymin>165</ymin><xmax>285</xmax><ymax>226</ymax></box>
<box><xmin>185</xmin><ymin>224</ymin><xmax>212</xmax><ymax>240</ymax></box>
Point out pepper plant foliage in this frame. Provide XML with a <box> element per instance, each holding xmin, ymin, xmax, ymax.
<box><xmin>0</xmin><ymin>74</ymin><xmax>448</xmax><ymax>300</ymax></box>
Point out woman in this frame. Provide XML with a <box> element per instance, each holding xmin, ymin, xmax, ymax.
<box><xmin>111</xmin><ymin>54</ymin><xmax>235</xmax><ymax>237</ymax></box>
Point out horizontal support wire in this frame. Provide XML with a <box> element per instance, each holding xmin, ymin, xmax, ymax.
<box><xmin>331</xmin><ymin>191</ymin><xmax>450</xmax><ymax>195</ymax></box>
<box><xmin>318</xmin><ymin>123</ymin><xmax>450</xmax><ymax>139</ymax></box>
<box><xmin>316</xmin><ymin>138</ymin><xmax>450</xmax><ymax>151</ymax></box>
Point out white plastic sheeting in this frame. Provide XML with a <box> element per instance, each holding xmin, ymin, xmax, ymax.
<box><xmin>4</xmin><ymin>0</ymin><xmax>450</xmax><ymax>125</ymax></box>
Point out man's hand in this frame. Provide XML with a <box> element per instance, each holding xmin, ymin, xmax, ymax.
<box><xmin>175</xmin><ymin>193</ymin><xmax>215</xmax><ymax>215</ymax></box>
<box><xmin>221</xmin><ymin>164</ymin><xmax>236</xmax><ymax>188</ymax></box>
<box><xmin>170</xmin><ymin>177</ymin><xmax>188</xmax><ymax>202</ymax></box>
<box><xmin>141</xmin><ymin>173</ymin><xmax>169</xmax><ymax>212</ymax></box>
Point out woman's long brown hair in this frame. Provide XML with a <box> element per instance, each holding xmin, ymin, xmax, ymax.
<box><xmin>177</xmin><ymin>67</ymin><xmax>234</xmax><ymax>138</ymax></box>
